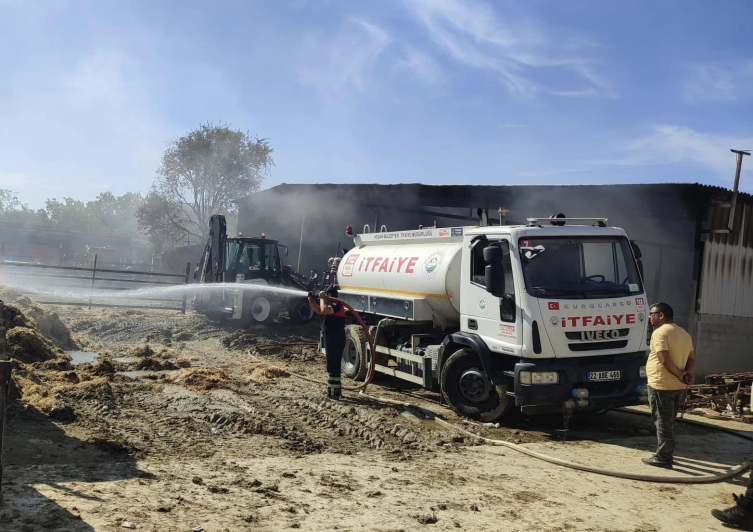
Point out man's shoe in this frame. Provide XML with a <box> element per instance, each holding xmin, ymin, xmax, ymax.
<box><xmin>712</xmin><ymin>495</ymin><xmax>753</xmax><ymax>530</ymax></box>
<box><xmin>641</xmin><ymin>455</ymin><xmax>673</xmax><ymax>468</ymax></box>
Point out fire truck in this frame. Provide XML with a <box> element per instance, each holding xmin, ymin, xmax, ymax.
<box><xmin>332</xmin><ymin>216</ymin><xmax>649</xmax><ymax>420</ymax></box>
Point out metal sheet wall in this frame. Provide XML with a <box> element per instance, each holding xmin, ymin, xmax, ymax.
<box><xmin>698</xmin><ymin>201</ymin><xmax>753</xmax><ymax>317</ymax></box>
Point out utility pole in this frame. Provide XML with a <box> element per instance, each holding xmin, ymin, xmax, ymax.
<box><xmin>728</xmin><ymin>149</ymin><xmax>751</xmax><ymax>233</ymax></box>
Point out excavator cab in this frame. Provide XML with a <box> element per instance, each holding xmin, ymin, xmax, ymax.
<box><xmin>225</xmin><ymin>238</ymin><xmax>282</xmax><ymax>282</ymax></box>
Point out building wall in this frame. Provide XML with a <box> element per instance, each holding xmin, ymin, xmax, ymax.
<box><xmin>695</xmin><ymin>314</ymin><xmax>753</xmax><ymax>375</ymax></box>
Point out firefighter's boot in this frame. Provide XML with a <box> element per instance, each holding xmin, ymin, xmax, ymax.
<box><xmin>712</xmin><ymin>494</ymin><xmax>753</xmax><ymax>530</ymax></box>
<box><xmin>327</xmin><ymin>376</ymin><xmax>342</xmax><ymax>400</ymax></box>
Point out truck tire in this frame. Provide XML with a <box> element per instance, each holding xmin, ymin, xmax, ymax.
<box><xmin>248</xmin><ymin>295</ymin><xmax>274</xmax><ymax>324</ymax></box>
<box><xmin>441</xmin><ymin>348</ymin><xmax>512</xmax><ymax>422</ymax></box>
<box><xmin>342</xmin><ymin>325</ymin><xmax>368</xmax><ymax>381</ymax></box>
<box><xmin>288</xmin><ymin>298</ymin><xmax>315</xmax><ymax>324</ymax></box>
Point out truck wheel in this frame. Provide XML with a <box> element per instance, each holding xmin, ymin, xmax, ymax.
<box><xmin>441</xmin><ymin>348</ymin><xmax>512</xmax><ymax>422</ymax></box>
<box><xmin>342</xmin><ymin>325</ymin><xmax>368</xmax><ymax>381</ymax></box>
<box><xmin>288</xmin><ymin>298</ymin><xmax>314</xmax><ymax>324</ymax></box>
<box><xmin>249</xmin><ymin>296</ymin><xmax>274</xmax><ymax>324</ymax></box>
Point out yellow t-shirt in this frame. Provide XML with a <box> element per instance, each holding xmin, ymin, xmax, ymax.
<box><xmin>646</xmin><ymin>323</ymin><xmax>694</xmax><ymax>390</ymax></box>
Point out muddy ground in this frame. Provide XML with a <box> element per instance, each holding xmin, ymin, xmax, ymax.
<box><xmin>1</xmin><ymin>299</ymin><xmax>752</xmax><ymax>532</ymax></box>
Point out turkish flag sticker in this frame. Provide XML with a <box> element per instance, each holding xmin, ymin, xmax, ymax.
<box><xmin>548</xmin><ymin>302</ymin><xmax>559</xmax><ymax>311</ymax></box>
<box><xmin>521</xmin><ymin>239</ymin><xmax>532</xmax><ymax>248</ymax></box>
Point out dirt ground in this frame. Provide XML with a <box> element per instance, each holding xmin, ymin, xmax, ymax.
<box><xmin>1</xmin><ymin>301</ymin><xmax>752</xmax><ymax>532</ymax></box>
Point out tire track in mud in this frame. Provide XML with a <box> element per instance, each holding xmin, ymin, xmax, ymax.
<box><xmin>209</xmin><ymin>385</ymin><xmax>459</xmax><ymax>457</ymax></box>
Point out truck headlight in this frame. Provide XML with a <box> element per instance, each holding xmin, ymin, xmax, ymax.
<box><xmin>639</xmin><ymin>366</ymin><xmax>647</xmax><ymax>378</ymax></box>
<box><xmin>519</xmin><ymin>371</ymin><xmax>559</xmax><ymax>385</ymax></box>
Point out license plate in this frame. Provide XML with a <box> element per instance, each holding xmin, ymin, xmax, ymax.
<box><xmin>588</xmin><ymin>370</ymin><xmax>621</xmax><ymax>382</ymax></box>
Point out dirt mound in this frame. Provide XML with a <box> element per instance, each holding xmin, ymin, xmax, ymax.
<box><xmin>0</xmin><ymin>299</ymin><xmax>31</xmax><ymax>329</ymax></box>
<box><xmin>6</xmin><ymin>326</ymin><xmax>65</xmax><ymax>363</ymax></box>
<box><xmin>92</xmin><ymin>357</ymin><xmax>116</xmax><ymax>375</ymax></box>
<box><xmin>0</xmin><ymin>290</ymin><xmax>77</xmax><ymax>349</ymax></box>
<box><xmin>169</xmin><ymin>368</ymin><xmax>234</xmax><ymax>391</ymax></box>
<box><xmin>130</xmin><ymin>344</ymin><xmax>181</xmax><ymax>359</ymax></box>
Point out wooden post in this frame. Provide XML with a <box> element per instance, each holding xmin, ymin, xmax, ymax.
<box><xmin>88</xmin><ymin>254</ymin><xmax>98</xmax><ymax>310</ymax></box>
<box><xmin>181</xmin><ymin>262</ymin><xmax>191</xmax><ymax>314</ymax></box>
<box><xmin>0</xmin><ymin>360</ymin><xmax>12</xmax><ymax>502</ymax></box>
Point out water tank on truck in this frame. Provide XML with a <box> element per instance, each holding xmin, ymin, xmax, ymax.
<box><xmin>337</xmin><ymin>241</ymin><xmax>462</xmax><ymax>328</ymax></box>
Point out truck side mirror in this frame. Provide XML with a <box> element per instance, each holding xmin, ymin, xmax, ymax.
<box><xmin>485</xmin><ymin>263</ymin><xmax>505</xmax><ymax>296</ymax></box>
<box><xmin>483</xmin><ymin>245</ymin><xmax>503</xmax><ymax>263</ymax></box>
<box><xmin>483</xmin><ymin>245</ymin><xmax>505</xmax><ymax>297</ymax></box>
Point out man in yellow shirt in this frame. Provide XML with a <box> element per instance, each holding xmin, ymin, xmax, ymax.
<box><xmin>642</xmin><ymin>302</ymin><xmax>696</xmax><ymax>468</ymax></box>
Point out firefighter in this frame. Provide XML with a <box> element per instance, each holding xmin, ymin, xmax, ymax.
<box><xmin>308</xmin><ymin>285</ymin><xmax>346</xmax><ymax>399</ymax></box>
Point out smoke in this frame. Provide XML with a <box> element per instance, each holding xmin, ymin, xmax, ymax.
<box><xmin>239</xmin><ymin>183</ymin><xmax>702</xmax><ymax>328</ymax></box>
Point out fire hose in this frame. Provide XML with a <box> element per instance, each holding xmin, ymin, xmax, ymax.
<box><xmin>256</xmin><ymin>298</ymin><xmax>751</xmax><ymax>484</ymax></box>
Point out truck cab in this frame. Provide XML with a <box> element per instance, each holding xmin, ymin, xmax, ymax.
<box><xmin>456</xmin><ymin>220</ymin><xmax>648</xmax><ymax>416</ymax></box>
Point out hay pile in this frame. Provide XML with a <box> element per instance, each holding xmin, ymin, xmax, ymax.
<box><xmin>9</xmin><ymin>361</ymin><xmax>112</xmax><ymax>418</ymax></box>
<box><xmin>0</xmin><ymin>287</ymin><xmax>77</xmax><ymax>350</ymax></box>
<box><xmin>127</xmin><ymin>343</ymin><xmax>192</xmax><ymax>371</ymax></box>
<box><xmin>0</xmin><ymin>300</ymin><xmax>69</xmax><ymax>364</ymax></box>
<box><xmin>168</xmin><ymin>368</ymin><xmax>235</xmax><ymax>391</ymax></box>
<box><xmin>0</xmin><ymin>291</ymin><xmax>83</xmax><ymax>417</ymax></box>
<box><xmin>248</xmin><ymin>364</ymin><xmax>290</xmax><ymax>382</ymax></box>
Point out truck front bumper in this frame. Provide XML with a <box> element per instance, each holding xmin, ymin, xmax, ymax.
<box><xmin>512</xmin><ymin>353</ymin><xmax>647</xmax><ymax>413</ymax></box>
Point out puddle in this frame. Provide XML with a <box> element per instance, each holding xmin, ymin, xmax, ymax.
<box><xmin>67</xmin><ymin>351</ymin><xmax>97</xmax><ymax>365</ymax></box>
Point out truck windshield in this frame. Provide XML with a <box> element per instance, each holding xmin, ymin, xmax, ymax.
<box><xmin>519</xmin><ymin>236</ymin><xmax>642</xmax><ymax>299</ymax></box>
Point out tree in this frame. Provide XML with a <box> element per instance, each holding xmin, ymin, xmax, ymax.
<box><xmin>42</xmin><ymin>193</ymin><xmax>144</xmax><ymax>236</ymax></box>
<box><xmin>0</xmin><ymin>189</ymin><xmax>48</xmax><ymax>225</ymax></box>
<box><xmin>137</xmin><ymin>123</ymin><xmax>273</xmax><ymax>250</ymax></box>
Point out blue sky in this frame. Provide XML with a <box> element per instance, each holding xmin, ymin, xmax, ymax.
<box><xmin>1</xmin><ymin>0</ymin><xmax>752</xmax><ymax>209</ymax></box>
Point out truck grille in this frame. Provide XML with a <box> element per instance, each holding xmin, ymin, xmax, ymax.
<box><xmin>568</xmin><ymin>340</ymin><xmax>628</xmax><ymax>352</ymax></box>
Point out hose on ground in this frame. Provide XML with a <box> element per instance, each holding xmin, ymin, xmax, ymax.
<box><xmin>358</xmin><ymin>392</ymin><xmax>752</xmax><ymax>484</ymax></box>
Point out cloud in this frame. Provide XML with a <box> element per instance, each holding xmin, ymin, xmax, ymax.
<box><xmin>520</xmin><ymin>126</ymin><xmax>752</xmax><ymax>184</ymax></box>
<box><xmin>684</xmin><ymin>61</ymin><xmax>753</xmax><ymax>102</ymax></box>
<box><xmin>402</xmin><ymin>0</ymin><xmax>614</xmax><ymax>98</ymax></box>
<box><xmin>613</xmin><ymin>125</ymin><xmax>752</xmax><ymax>175</ymax></box>
<box><xmin>299</xmin><ymin>18</ymin><xmax>391</xmax><ymax>96</ymax></box>
<box><xmin>0</xmin><ymin>48</ymin><xmax>171</xmax><ymax>207</ymax></box>
<box><xmin>394</xmin><ymin>47</ymin><xmax>445</xmax><ymax>85</ymax></box>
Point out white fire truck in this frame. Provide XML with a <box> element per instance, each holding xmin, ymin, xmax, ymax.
<box><xmin>334</xmin><ymin>217</ymin><xmax>649</xmax><ymax>421</ymax></box>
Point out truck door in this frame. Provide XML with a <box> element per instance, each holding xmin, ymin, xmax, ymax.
<box><xmin>461</xmin><ymin>239</ymin><xmax>521</xmax><ymax>353</ymax></box>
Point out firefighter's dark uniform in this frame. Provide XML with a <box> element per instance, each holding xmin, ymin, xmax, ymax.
<box><xmin>322</xmin><ymin>293</ymin><xmax>346</xmax><ymax>399</ymax></box>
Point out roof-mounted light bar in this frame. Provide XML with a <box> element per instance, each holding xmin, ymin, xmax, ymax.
<box><xmin>526</xmin><ymin>217</ymin><xmax>608</xmax><ymax>227</ymax></box>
